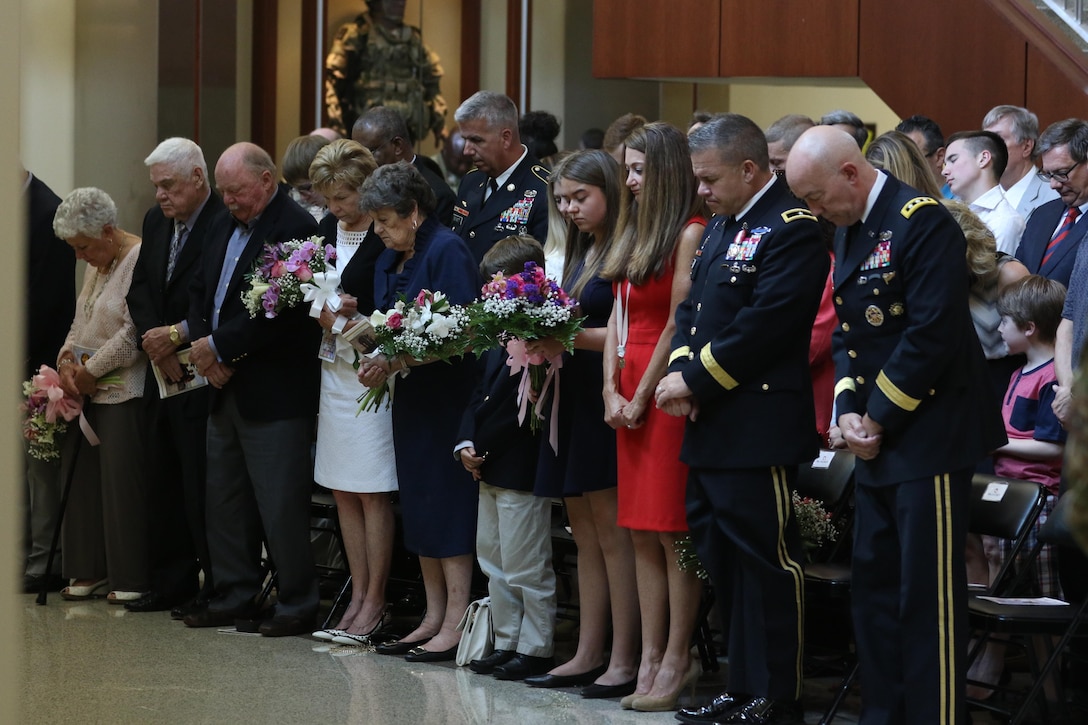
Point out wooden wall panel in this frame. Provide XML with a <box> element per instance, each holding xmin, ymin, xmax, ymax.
<box><xmin>720</xmin><ymin>0</ymin><xmax>858</xmax><ymax>77</ymax></box>
<box><xmin>858</xmin><ymin>0</ymin><xmax>1025</xmax><ymax>135</ymax></box>
<box><xmin>1026</xmin><ymin>44</ymin><xmax>1088</xmax><ymax>128</ymax></box>
<box><xmin>592</xmin><ymin>0</ymin><xmax>720</xmax><ymax>78</ymax></box>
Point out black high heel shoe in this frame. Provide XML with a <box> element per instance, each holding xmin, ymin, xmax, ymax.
<box><xmin>374</xmin><ymin>636</ymin><xmax>433</xmax><ymax>656</ymax></box>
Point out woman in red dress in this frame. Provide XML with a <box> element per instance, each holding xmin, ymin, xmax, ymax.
<box><xmin>601</xmin><ymin>122</ymin><xmax>706</xmax><ymax>711</ymax></box>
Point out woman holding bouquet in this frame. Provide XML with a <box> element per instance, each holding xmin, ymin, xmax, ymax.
<box><xmin>53</xmin><ymin>187</ymin><xmax>149</xmax><ymax>603</ymax></box>
<box><xmin>523</xmin><ymin>150</ymin><xmax>641</xmax><ymax>699</ymax></box>
<box><xmin>357</xmin><ymin>163</ymin><xmax>479</xmax><ymax>661</ymax></box>
<box><xmin>600</xmin><ymin>122</ymin><xmax>705</xmax><ymax>711</ymax></box>
<box><xmin>305</xmin><ymin>139</ymin><xmax>399</xmax><ymax>645</ymax></box>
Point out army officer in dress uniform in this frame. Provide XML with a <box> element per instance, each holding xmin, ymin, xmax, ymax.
<box><xmin>657</xmin><ymin>114</ymin><xmax>827</xmax><ymax>725</ymax></box>
<box><xmin>451</xmin><ymin>91</ymin><xmax>549</xmax><ymax>266</ymax></box>
<box><xmin>787</xmin><ymin>126</ymin><xmax>1005</xmax><ymax>725</ymax></box>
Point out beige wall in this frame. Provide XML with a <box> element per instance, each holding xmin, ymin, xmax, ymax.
<box><xmin>20</xmin><ymin>0</ymin><xmax>76</xmax><ymax>194</ymax></box>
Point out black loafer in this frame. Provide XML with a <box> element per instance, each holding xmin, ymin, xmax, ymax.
<box><xmin>171</xmin><ymin>596</ymin><xmax>210</xmax><ymax>621</ymax></box>
<box><xmin>469</xmin><ymin>649</ymin><xmax>515</xmax><ymax>674</ymax></box>
<box><xmin>525</xmin><ymin>663</ymin><xmax>607</xmax><ymax>688</ymax></box>
<box><xmin>183</xmin><ymin>605</ymin><xmax>254</xmax><ymax>629</ymax></box>
<box><xmin>492</xmin><ymin>654</ymin><xmax>556</xmax><ymax>681</ymax></box>
<box><xmin>259</xmin><ymin>614</ymin><xmax>315</xmax><ymax>638</ymax></box>
<box><xmin>719</xmin><ymin>697</ymin><xmax>804</xmax><ymax>724</ymax></box>
<box><xmin>676</xmin><ymin>690</ymin><xmax>752</xmax><ymax>723</ymax></box>
<box><xmin>580</xmin><ymin>679</ymin><xmax>637</xmax><ymax>699</ymax></box>
<box><xmin>404</xmin><ymin>644</ymin><xmax>458</xmax><ymax>663</ymax></box>
<box><xmin>374</xmin><ymin>637</ymin><xmax>432</xmax><ymax>656</ymax></box>
<box><xmin>124</xmin><ymin>592</ymin><xmax>178</xmax><ymax>613</ymax></box>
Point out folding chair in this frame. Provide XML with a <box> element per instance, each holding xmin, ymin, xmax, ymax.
<box><xmin>966</xmin><ymin>492</ymin><xmax>1087</xmax><ymax>725</ymax></box>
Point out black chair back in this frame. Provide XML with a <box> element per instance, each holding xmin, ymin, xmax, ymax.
<box><xmin>969</xmin><ymin>474</ymin><xmax>1046</xmax><ymax>595</ymax></box>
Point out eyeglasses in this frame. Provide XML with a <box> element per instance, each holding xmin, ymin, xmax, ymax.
<box><xmin>1038</xmin><ymin>161</ymin><xmax>1082</xmax><ymax>183</ymax></box>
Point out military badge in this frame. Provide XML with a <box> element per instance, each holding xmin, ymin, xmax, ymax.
<box><xmin>860</xmin><ymin>240</ymin><xmax>892</xmax><ymax>271</ymax></box>
<box><xmin>865</xmin><ymin>305</ymin><xmax>885</xmax><ymax>326</ymax></box>
<box><xmin>889</xmin><ymin>302</ymin><xmax>905</xmax><ymax>316</ymax></box>
<box><xmin>882</xmin><ymin>271</ymin><xmax>896</xmax><ymax>284</ymax></box>
<box><xmin>499</xmin><ymin>196</ymin><xmax>536</xmax><ymax>226</ymax></box>
<box><xmin>878</xmin><ymin>230</ymin><xmax>893</xmax><ymax>242</ymax></box>
<box><xmin>725</xmin><ymin>227</ymin><xmax>765</xmax><ymax>261</ymax></box>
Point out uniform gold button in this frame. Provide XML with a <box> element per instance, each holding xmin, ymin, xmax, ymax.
<box><xmin>690</xmin><ymin>327</ymin><xmax>697</xmax><ymax>335</ymax></box>
<box><xmin>929</xmin><ymin>389</ymin><xmax>936</xmax><ymax>396</ymax></box>
<box><xmin>848</xmin><ymin>350</ymin><xmax>857</xmax><ymax>358</ymax></box>
<box><xmin>835</xmin><ymin>296</ymin><xmax>843</xmax><ymax>305</ymax></box>
<box><xmin>873</xmin><ymin>288</ymin><xmax>880</xmax><ymax>296</ymax></box>
<box><xmin>761</xmin><ymin>383</ymin><xmax>769</xmax><ymax>391</ymax></box>
<box><xmin>855</xmin><ymin>376</ymin><xmax>865</xmax><ymax>384</ymax></box>
<box><xmin>842</xmin><ymin>322</ymin><xmax>851</xmax><ymax>332</ymax></box>
<box><xmin>730</xmin><ymin>276</ymin><xmax>737</xmax><ymax>283</ymax></box>
<box><xmin>469</xmin><ymin>231</ymin><xmax>476</xmax><ymax>238</ymax></box>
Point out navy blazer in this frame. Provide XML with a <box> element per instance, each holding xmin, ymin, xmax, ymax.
<box><xmin>668</xmin><ymin>177</ymin><xmax>828</xmax><ymax>469</ymax></box>
<box><xmin>832</xmin><ymin>175</ymin><xmax>1005</xmax><ymax>486</ymax></box>
<box><xmin>129</xmin><ymin>193</ymin><xmax>226</xmax><ymax>405</ymax></box>
<box><xmin>1014</xmin><ymin>198</ymin><xmax>1088</xmax><ymax>287</ymax></box>
<box><xmin>25</xmin><ymin>174</ymin><xmax>76</xmax><ymax>376</ymax></box>
<box><xmin>457</xmin><ymin>348</ymin><xmax>541</xmax><ymax>492</ymax></box>
<box><xmin>189</xmin><ymin>190</ymin><xmax>321</xmax><ymax>420</ymax></box>
<box><xmin>374</xmin><ymin>216</ymin><xmax>479</xmax><ymax>310</ymax></box>
<box><xmin>451</xmin><ymin>154</ymin><xmax>550</xmax><ymax>265</ymax></box>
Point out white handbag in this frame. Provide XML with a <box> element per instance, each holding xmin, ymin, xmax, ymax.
<box><xmin>455</xmin><ymin>596</ymin><xmax>494</xmax><ymax>666</ymax></box>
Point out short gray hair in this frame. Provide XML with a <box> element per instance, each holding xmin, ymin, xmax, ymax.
<box><xmin>358</xmin><ymin>161</ymin><xmax>436</xmax><ymax>217</ymax></box>
<box><xmin>820</xmin><ymin>109</ymin><xmax>868</xmax><ymax>148</ymax></box>
<box><xmin>53</xmin><ymin>187</ymin><xmax>118</xmax><ymax>240</ymax></box>
<box><xmin>982</xmin><ymin>105</ymin><xmax>1040</xmax><ymax>145</ymax></box>
<box><xmin>144</xmin><ymin>137</ymin><xmax>208</xmax><ymax>178</ymax></box>
<box><xmin>454</xmin><ymin>90</ymin><xmax>518</xmax><ymax>130</ymax></box>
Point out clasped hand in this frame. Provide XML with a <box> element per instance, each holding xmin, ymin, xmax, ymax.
<box><xmin>839</xmin><ymin>412</ymin><xmax>883</xmax><ymax>460</ymax></box>
<box><xmin>654</xmin><ymin>371</ymin><xmax>699</xmax><ymax>421</ymax></box>
<box><xmin>358</xmin><ymin>356</ymin><xmax>391</xmax><ymax>388</ymax></box>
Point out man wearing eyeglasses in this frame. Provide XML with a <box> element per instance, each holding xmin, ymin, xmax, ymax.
<box><xmin>1014</xmin><ymin>118</ymin><xmax>1088</xmax><ymax>288</ymax></box>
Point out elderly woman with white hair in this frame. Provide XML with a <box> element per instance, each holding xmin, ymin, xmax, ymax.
<box><xmin>54</xmin><ymin>187</ymin><xmax>149</xmax><ymax>603</ymax></box>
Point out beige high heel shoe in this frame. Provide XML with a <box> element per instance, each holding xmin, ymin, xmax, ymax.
<box><xmin>631</xmin><ymin>659</ymin><xmax>701</xmax><ymax>712</ymax></box>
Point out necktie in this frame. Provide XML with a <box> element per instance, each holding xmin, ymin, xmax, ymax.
<box><xmin>166</xmin><ymin>220</ymin><xmax>185</xmax><ymax>281</ymax></box>
<box><xmin>484</xmin><ymin>177</ymin><xmax>498</xmax><ymax>201</ymax></box>
<box><xmin>1042</xmin><ymin>207</ymin><xmax>1080</xmax><ymax>267</ymax></box>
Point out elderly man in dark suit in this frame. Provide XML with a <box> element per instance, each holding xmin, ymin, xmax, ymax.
<box><xmin>658</xmin><ymin>114</ymin><xmax>827</xmax><ymax>725</ymax></box>
<box><xmin>184</xmin><ymin>142</ymin><xmax>321</xmax><ymax>637</ymax></box>
<box><xmin>125</xmin><ymin>138</ymin><xmax>225</xmax><ymax>615</ymax></box>
<box><xmin>450</xmin><ymin>91</ymin><xmax>549</xmax><ymax>265</ymax></box>
<box><xmin>1014</xmin><ymin>118</ymin><xmax>1088</xmax><ymax>288</ymax></box>
<box><xmin>22</xmin><ymin>169</ymin><xmax>76</xmax><ymax>593</ymax></box>
<box><xmin>787</xmin><ymin>126</ymin><xmax>1005</xmax><ymax>725</ymax></box>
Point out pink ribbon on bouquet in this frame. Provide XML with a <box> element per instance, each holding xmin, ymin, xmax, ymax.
<box><xmin>505</xmin><ymin>340</ymin><xmax>563</xmax><ymax>453</ymax></box>
<box><xmin>33</xmin><ymin>366</ymin><xmax>82</xmax><ymax>424</ymax></box>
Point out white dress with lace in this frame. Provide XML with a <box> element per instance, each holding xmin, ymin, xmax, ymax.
<box><xmin>313</xmin><ymin>225</ymin><xmax>398</xmax><ymax>493</ymax></box>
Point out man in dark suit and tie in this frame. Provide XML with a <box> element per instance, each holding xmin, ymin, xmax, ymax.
<box><xmin>658</xmin><ymin>114</ymin><xmax>827</xmax><ymax>725</ymax></box>
<box><xmin>1014</xmin><ymin>118</ymin><xmax>1088</xmax><ymax>288</ymax></box>
<box><xmin>184</xmin><ymin>142</ymin><xmax>321</xmax><ymax>637</ymax></box>
<box><xmin>451</xmin><ymin>91</ymin><xmax>549</xmax><ymax>265</ymax></box>
<box><xmin>787</xmin><ymin>126</ymin><xmax>1005</xmax><ymax>725</ymax></box>
<box><xmin>125</xmin><ymin>138</ymin><xmax>225</xmax><ymax>615</ymax></box>
<box><xmin>22</xmin><ymin>169</ymin><xmax>76</xmax><ymax>593</ymax></box>
<box><xmin>351</xmin><ymin>105</ymin><xmax>456</xmax><ymax>226</ymax></box>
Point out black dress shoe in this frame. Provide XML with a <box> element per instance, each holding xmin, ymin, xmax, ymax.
<box><xmin>23</xmin><ymin>573</ymin><xmax>66</xmax><ymax>594</ymax></box>
<box><xmin>719</xmin><ymin>697</ymin><xmax>804</xmax><ymax>724</ymax></box>
<box><xmin>374</xmin><ymin>637</ymin><xmax>433</xmax><ymax>656</ymax></box>
<box><xmin>676</xmin><ymin>690</ymin><xmax>753</xmax><ymax>724</ymax></box>
<box><xmin>124</xmin><ymin>592</ymin><xmax>176</xmax><ymax>613</ymax></box>
<box><xmin>183</xmin><ymin>605</ymin><xmax>253</xmax><ymax>629</ymax></box>
<box><xmin>171</xmin><ymin>596</ymin><xmax>210</xmax><ymax>621</ymax></box>
<box><xmin>493</xmin><ymin>654</ymin><xmax>556</xmax><ymax>681</ymax></box>
<box><xmin>259</xmin><ymin>614</ymin><xmax>315</xmax><ymax>638</ymax></box>
<box><xmin>404</xmin><ymin>644</ymin><xmax>458</xmax><ymax>663</ymax></box>
<box><xmin>580</xmin><ymin>679</ymin><xmax>637</xmax><ymax>699</ymax></box>
<box><xmin>469</xmin><ymin>649</ymin><xmax>515</xmax><ymax>674</ymax></box>
<box><xmin>525</xmin><ymin>663</ymin><xmax>608</xmax><ymax>688</ymax></box>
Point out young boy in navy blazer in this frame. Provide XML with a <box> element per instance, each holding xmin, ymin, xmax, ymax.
<box><xmin>455</xmin><ymin>235</ymin><xmax>556</xmax><ymax>681</ymax></box>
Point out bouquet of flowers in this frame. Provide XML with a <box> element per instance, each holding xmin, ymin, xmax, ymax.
<box><xmin>791</xmin><ymin>491</ymin><xmax>838</xmax><ymax>556</ymax></box>
<box><xmin>465</xmin><ymin>262</ymin><xmax>582</xmax><ymax>438</ymax></box>
<box><xmin>21</xmin><ymin>365</ymin><xmax>83</xmax><ymax>461</ymax></box>
<box><xmin>241</xmin><ymin>235</ymin><xmax>339</xmax><ymax>319</ymax></box>
<box><xmin>356</xmin><ymin>289</ymin><xmax>471</xmax><ymax>412</ymax></box>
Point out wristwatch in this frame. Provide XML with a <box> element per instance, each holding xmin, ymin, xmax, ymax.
<box><xmin>169</xmin><ymin>325</ymin><xmax>181</xmax><ymax>346</ymax></box>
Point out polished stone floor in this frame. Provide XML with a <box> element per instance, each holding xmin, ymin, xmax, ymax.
<box><xmin>21</xmin><ymin>592</ymin><xmax>863</xmax><ymax>724</ymax></box>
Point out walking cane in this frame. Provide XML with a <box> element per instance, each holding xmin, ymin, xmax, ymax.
<box><xmin>36</xmin><ymin>430</ymin><xmax>82</xmax><ymax>605</ymax></box>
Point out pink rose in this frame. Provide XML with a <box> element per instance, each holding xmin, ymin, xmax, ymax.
<box><xmin>386</xmin><ymin>311</ymin><xmax>403</xmax><ymax>330</ymax></box>
<box><xmin>269</xmin><ymin>260</ymin><xmax>287</xmax><ymax>278</ymax></box>
<box><xmin>295</xmin><ymin>263</ymin><xmax>313</xmax><ymax>282</ymax></box>
<box><xmin>415</xmin><ymin>289</ymin><xmax>430</xmax><ymax>306</ymax></box>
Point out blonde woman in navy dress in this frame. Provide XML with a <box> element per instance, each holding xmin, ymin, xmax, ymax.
<box><xmin>524</xmin><ymin>150</ymin><xmax>641</xmax><ymax>698</ymax></box>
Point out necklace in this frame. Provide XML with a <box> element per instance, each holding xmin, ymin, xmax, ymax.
<box><xmin>82</xmin><ymin>232</ymin><xmax>126</xmax><ymax>317</ymax></box>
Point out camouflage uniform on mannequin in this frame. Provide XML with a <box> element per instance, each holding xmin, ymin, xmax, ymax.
<box><xmin>325</xmin><ymin>0</ymin><xmax>447</xmax><ymax>144</ymax></box>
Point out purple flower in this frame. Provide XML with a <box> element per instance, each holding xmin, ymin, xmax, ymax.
<box><xmin>325</xmin><ymin>244</ymin><xmax>337</xmax><ymax>261</ymax></box>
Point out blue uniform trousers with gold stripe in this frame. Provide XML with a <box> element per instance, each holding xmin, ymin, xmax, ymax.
<box><xmin>852</xmin><ymin>470</ymin><xmax>970</xmax><ymax>725</ymax></box>
<box><xmin>686</xmin><ymin>465</ymin><xmax>805</xmax><ymax>701</ymax></box>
